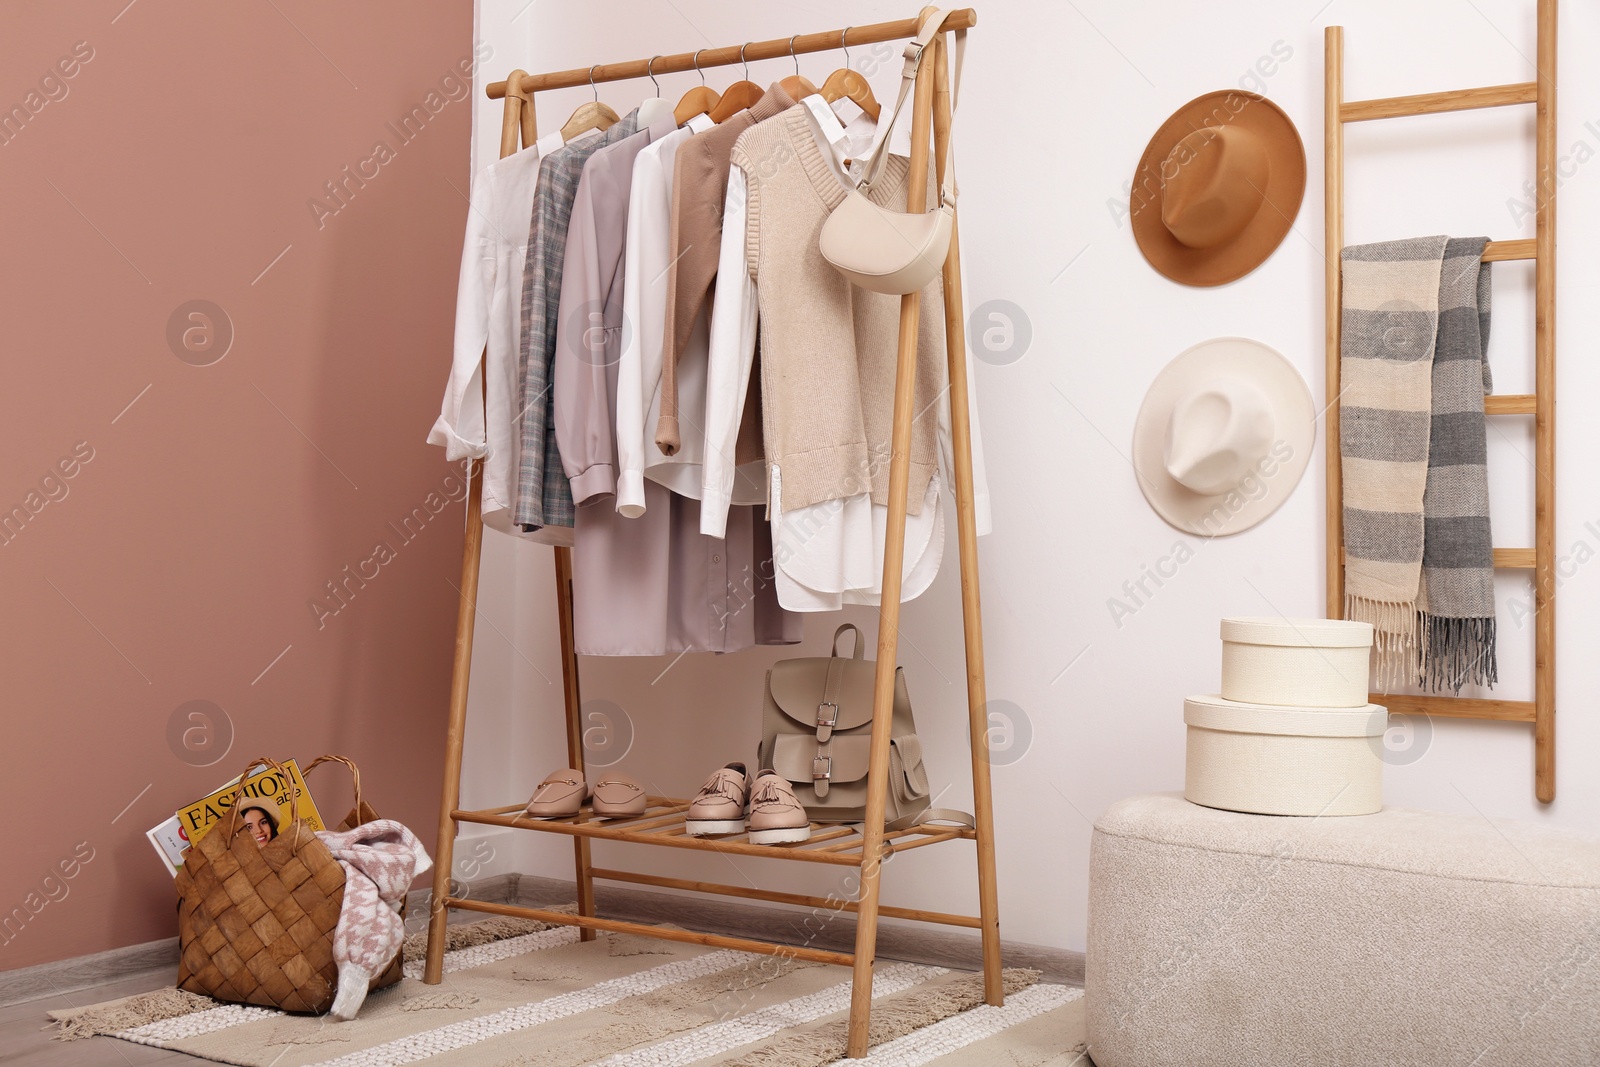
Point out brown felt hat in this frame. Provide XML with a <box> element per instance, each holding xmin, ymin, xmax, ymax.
<box><xmin>1130</xmin><ymin>90</ymin><xmax>1306</xmax><ymax>287</ymax></box>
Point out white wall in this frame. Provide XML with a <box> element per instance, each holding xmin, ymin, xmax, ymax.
<box><xmin>458</xmin><ymin>0</ymin><xmax>1600</xmax><ymax>953</ymax></box>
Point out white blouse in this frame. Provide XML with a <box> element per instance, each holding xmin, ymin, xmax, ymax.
<box><xmin>614</xmin><ymin>113</ymin><xmax>768</xmax><ymax>518</ymax></box>
<box><xmin>701</xmin><ymin>99</ymin><xmax>991</xmax><ymax>611</ymax></box>
<box><xmin>428</xmin><ymin>130</ymin><xmax>565</xmax><ymax>535</ymax></box>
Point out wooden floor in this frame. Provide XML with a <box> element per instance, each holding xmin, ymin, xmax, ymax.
<box><xmin>0</xmin><ymin>966</ymin><xmax>210</xmax><ymax>1065</ymax></box>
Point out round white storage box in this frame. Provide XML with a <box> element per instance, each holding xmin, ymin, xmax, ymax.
<box><xmin>1184</xmin><ymin>695</ymin><xmax>1386</xmax><ymax>816</ymax></box>
<box><xmin>1220</xmin><ymin>617</ymin><xmax>1373</xmax><ymax>707</ymax></box>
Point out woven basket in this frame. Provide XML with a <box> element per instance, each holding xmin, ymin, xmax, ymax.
<box><xmin>174</xmin><ymin>754</ymin><xmax>403</xmax><ymax>1013</ymax></box>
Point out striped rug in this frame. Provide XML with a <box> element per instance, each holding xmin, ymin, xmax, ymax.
<box><xmin>47</xmin><ymin>918</ymin><xmax>1085</xmax><ymax>1066</ymax></box>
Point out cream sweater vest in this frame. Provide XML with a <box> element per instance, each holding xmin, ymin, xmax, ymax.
<box><xmin>728</xmin><ymin>105</ymin><xmax>944</xmax><ymax>515</ymax></box>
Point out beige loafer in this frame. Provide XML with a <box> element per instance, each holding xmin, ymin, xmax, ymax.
<box><xmin>523</xmin><ymin>768</ymin><xmax>588</xmax><ymax>818</ymax></box>
<box><xmin>686</xmin><ymin>763</ymin><xmax>749</xmax><ymax>836</ymax></box>
<box><xmin>591</xmin><ymin>770</ymin><xmax>648</xmax><ymax>818</ymax></box>
<box><xmin>747</xmin><ymin>771</ymin><xmax>811</xmax><ymax>845</ymax></box>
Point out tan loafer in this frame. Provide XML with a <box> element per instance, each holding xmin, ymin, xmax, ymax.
<box><xmin>747</xmin><ymin>771</ymin><xmax>811</xmax><ymax>845</ymax></box>
<box><xmin>523</xmin><ymin>768</ymin><xmax>588</xmax><ymax>818</ymax></box>
<box><xmin>686</xmin><ymin>763</ymin><xmax>749</xmax><ymax>836</ymax></box>
<box><xmin>591</xmin><ymin>770</ymin><xmax>647</xmax><ymax>818</ymax></box>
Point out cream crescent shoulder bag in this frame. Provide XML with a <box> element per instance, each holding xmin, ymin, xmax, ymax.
<box><xmin>818</xmin><ymin>8</ymin><xmax>965</xmax><ymax>295</ymax></box>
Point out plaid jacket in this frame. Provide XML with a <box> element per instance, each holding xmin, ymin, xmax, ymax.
<box><xmin>513</xmin><ymin>111</ymin><xmax>639</xmax><ymax>531</ymax></box>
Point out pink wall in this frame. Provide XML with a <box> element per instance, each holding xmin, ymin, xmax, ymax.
<box><xmin>0</xmin><ymin>0</ymin><xmax>476</xmax><ymax>969</ymax></box>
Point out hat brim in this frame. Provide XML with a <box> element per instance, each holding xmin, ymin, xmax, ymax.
<box><xmin>1132</xmin><ymin>337</ymin><xmax>1314</xmax><ymax>536</ymax></box>
<box><xmin>1131</xmin><ymin>91</ymin><xmax>1307</xmax><ymax>287</ymax></box>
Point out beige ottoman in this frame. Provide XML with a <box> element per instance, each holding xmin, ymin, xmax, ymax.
<box><xmin>1086</xmin><ymin>793</ymin><xmax>1600</xmax><ymax>1067</ymax></box>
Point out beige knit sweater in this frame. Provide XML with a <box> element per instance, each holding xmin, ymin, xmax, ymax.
<box><xmin>728</xmin><ymin>105</ymin><xmax>945</xmax><ymax>515</ymax></box>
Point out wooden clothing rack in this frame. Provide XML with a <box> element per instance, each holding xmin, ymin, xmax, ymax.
<box><xmin>1323</xmin><ymin>0</ymin><xmax>1558</xmax><ymax>801</ymax></box>
<box><xmin>423</xmin><ymin>8</ymin><xmax>1002</xmax><ymax>1057</ymax></box>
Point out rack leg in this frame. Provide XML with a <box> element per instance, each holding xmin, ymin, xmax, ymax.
<box><xmin>554</xmin><ymin>545</ymin><xmax>596</xmax><ymax>937</ymax></box>
<box><xmin>931</xmin><ymin>32</ymin><xmax>1003</xmax><ymax>1007</ymax></box>
<box><xmin>846</xmin><ymin>17</ymin><xmax>941</xmax><ymax>1059</ymax></box>
<box><xmin>424</xmin><ymin>457</ymin><xmax>487</xmax><ymax>983</ymax></box>
<box><xmin>424</xmin><ymin>84</ymin><xmax>528</xmax><ymax>984</ymax></box>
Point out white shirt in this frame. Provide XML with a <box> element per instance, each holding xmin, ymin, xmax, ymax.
<box><xmin>701</xmin><ymin>99</ymin><xmax>992</xmax><ymax>611</ymax></box>
<box><xmin>614</xmin><ymin>113</ymin><xmax>768</xmax><ymax>517</ymax></box>
<box><xmin>428</xmin><ymin>129</ymin><xmax>565</xmax><ymax>533</ymax></box>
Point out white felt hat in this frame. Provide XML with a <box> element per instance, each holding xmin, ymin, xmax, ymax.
<box><xmin>1132</xmin><ymin>337</ymin><xmax>1313</xmax><ymax>536</ymax></box>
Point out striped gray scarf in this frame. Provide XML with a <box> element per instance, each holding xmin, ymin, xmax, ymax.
<box><xmin>1340</xmin><ymin>236</ymin><xmax>1496</xmax><ymax>692</ymax></box>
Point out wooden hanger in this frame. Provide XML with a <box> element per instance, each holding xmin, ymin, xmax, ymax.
<box><xmin>709</xmin><ymin>43</ymin><xmax>764</xmax><ymax>123</ymax></box>
<box><xmin>779</xmin><ymin>34</ymin><xmax>818</xmax><ymax>101</ymax></box>
<box><xmin>820</xmin><ymin>27</ymin><xmax>881</xmax><ymax>120</ymax></box>
<box><xmin>561</xmin><ymin>65</ymin><xmax>620</xmax><ymax>141</ymax></box>
<box><xmin>675</xmin><ymin>48</ymin><xmax>721</xmax><ymax>125</ymax></box>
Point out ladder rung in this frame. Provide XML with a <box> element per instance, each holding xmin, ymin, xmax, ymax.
<box><xmin>1339</xmin><ymin>547</ymin><xmax>1535</xmax><ymax>568</ymax></box>
<box><xmin>1484</xmin><ymin>393</ymin><xmax>1536</xmax><ymax>414</ymax></box>
<box><xmin>1373</xmin><ymin>693</ymin><xmax>1536</xmax><ymax>723</ymax></box>
<box><xmin>1341</xmin><ymin>81</ymin><xmax>1536</xmax><ymax>122</ymax></box>
<box><xmin>1482</xmin><ymin>238</ymin><xmax>1536</xmax><ymax>262</ymax></box>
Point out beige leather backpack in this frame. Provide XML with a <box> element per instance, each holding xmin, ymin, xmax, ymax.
<box><xmin>759</xmin><ymin>624</ymin><xmax>970</xmax><ymax>829</ymax></box>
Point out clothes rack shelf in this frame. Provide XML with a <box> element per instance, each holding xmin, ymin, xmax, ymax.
<box><xmin>1323</xmin><ymin>0</ymin><xmax>1558</xmax><ymax>801</ymax></box>
<box><xmin>423</xmin><ymin>8</ymin><xmax>1001</xmax><ymax>1058</ymax></box>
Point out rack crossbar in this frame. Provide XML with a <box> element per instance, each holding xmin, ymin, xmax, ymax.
<box><xmin>588</xmin><ymin>868</ymin><xmax>985</xmax><ymax>929</ymax></box>
<box><xmin>487</xmin><ymin>9</ymin><xmax>977</xmax><ymax>97</ymax></box>
<box><xmin>1341</xmin><ymin>81</ymin><xmax>1536</xmax><ymax>122</ymax></box>
<box><xmin>442</xmin><ymin>897</ymin><xmax>857</xmax><ymax>966</ymax></box>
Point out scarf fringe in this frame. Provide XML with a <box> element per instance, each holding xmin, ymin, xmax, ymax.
<box><xmin>1419</xmin><ymin>613</ymin><xmax>1498</xmax><ymax>693</ymax></box>
<box><xmin>1345</xmin><ymin>593</ymin><xmax>1418</xmax><ymax>691</ymax></box>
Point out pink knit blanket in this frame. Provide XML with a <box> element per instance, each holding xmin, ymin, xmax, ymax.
<box><xmin>315</xmin><ymin>819</ymin><xmax>432</xmax><ymax>1020</ymax></box>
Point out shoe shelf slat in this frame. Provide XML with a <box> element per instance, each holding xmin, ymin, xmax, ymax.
<box><xmin>451</xmin><ymin>796</ymin><xmax>976</xmax><ymax>868</ymax></box>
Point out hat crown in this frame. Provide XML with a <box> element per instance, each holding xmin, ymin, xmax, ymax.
<box><xmin>1164</xmin><ymin>378</ymin><xmax>1276</xmax><ymax>495</ymax></box>
<box><xmin>1160</xmin><ymin>126</ymin><xmax>1271</xmax><ymax>250</ymax></box>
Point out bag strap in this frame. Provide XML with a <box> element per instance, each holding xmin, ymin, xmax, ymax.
<box><xmin>884</xmin><ymin>738</ymin><xmax>973</xmax><ymax>831</ymax></box>
<box><xmin>886</xmin><ymin>807</ymin><xmax>976</xmax><ymax>831</ymax></box>
<box><xmin>304</xmin><ymin>754</ymin><xmax>365</xmax><ymax>822</ymax></box>
<box><xmin>816</xmin><ymin>624</ymin><xmax>863</xmax><ymax>790</ymax></box>
<box><xmin>219</xmin><ymin>755</ymin><xmax>296</xmax><ymax>839</ymax></box>
<box><xmin>814</xmin><ymin>650</ymin><xmax>846</xmax><ymax>796</ymax></box>
<box><xmin>831</xmin><ymin>622</ymin><xmax>864</xmax><ymax>660</ymax></box>
<box><xmin>857</xmin><ymin>8</ymin><xmax>964</xmax><ymax>208</ymax></box>
<box><xmin>902</xmin><ymin>809</ymin><xmax>972</xmax><ymax>831</ymax></box>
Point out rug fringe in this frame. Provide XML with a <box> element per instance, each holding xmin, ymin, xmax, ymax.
<box><xmin>48</xmin><ymin>988</ymin><xmax>215</xmax><ymax>1042</ymax></box>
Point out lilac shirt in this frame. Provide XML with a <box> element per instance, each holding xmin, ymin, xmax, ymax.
<box><xmin>554</xmin><ymin>114</ymin><xmax>800</xmax><ymax>656</ymax></box>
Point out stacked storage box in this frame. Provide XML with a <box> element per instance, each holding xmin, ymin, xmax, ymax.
<box><xmin>1185</xmin><ymin>617</ymin><xmax>1385</xmax><ymax>816</ymax></box>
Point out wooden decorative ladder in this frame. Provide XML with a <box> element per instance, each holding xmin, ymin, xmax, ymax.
<box><xmin>1323</xmin><ymin>0</ymin><xmax>1558</xmax><ymax>801</ymax></box>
